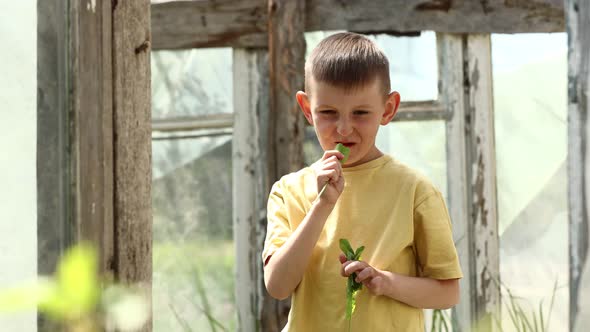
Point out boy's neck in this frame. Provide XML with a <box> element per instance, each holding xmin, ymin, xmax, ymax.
<box><xmin>343</xmin><ymin>147</ymin><xmax>384</xmax><ymax>168</ymax></box>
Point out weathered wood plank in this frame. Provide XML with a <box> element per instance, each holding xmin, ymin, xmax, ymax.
<box><xmin>112</xmin><ymin>1</ymin><xmax>153</xmax><ymax>331</ymax></box>
<box><xmin>151</xmin><ymin>102</ymin><xmax>446</xmax><ymax>133</ymax></box>
<box><xmin>151</xmin><ymin>0</ymin><xmax>267</xmax><ymax>49</ymax></box>
<box><xmin>265</xmin><ymin>0</ymin><xmax>306</xmax><ymax>330</ymax></box>
<box><xmin>232</xmin><ymin>48</ymin><xmax>269</xmax><ymax>332</ymax></box>
<box><xmin>37</xmin><ymin>1</ymin><xmax>73</xmax><ymax>330</ymax></box>
<box><xmin>152</xmin><ymin>113</ymin><xmax>234</xmax><ymax>131</ymax></box>
<box><xmin>151</xmin><ymin>0</ymin><xmax>564</xmax><ymax>50</ymax></box>
<box><xmin>465</xmin><ymin>34</ymin><xmax>500</xmax><ymax>331</ymax></box>
<box><xmin>439</xmin><ymin>33</ymin><xmax>474</xmax><ymax>332</ymax></box>
<box><xmin>37</xmin><ymin>0</ymin><xmax>72</xmax><ymax>274</ymax></box>
<box><xmin>393</xmin><ymin>101</ymin><xmax>448</xmax><ymax>122</ymax></box>
<box><xmin>267</xmin><ymin>0</ymin><xmax>306</xmax><ymax>186</ymax></box>
<box><xmin>566</xmin><ymin>0</ymin><xmax>590</xmax><ymax>331</ymax></box>
<box><xmin>71</xmin><ymin>0</ymin><xmax>116</xmax><ymax>277</ymax></box>
<box><xmin>307</xmin><ymin>0</ymin><xmax>564</xmax><ymax>34</ymax></box>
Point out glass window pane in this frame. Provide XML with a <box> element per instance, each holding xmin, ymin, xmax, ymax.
<box><xmin>305</xmin><ymin>31</ymin><xmax>438</xmax><ymax>101</ymax></box>
<box><xmin>376</xmin><ymin>121</ymin><xmax>447</xmax><ymax>198</ymax></box>
<box><xmin>152</xmin><ymin>135</ymin><xmax>235</xmax><ymax>331</ymax></box>
<box><xmin>492</xmin><ymin>33</ymin><xmax>568</xmax><ymax>331</ymax></box>
<box><xmin>151</xmin><ymin>48</ymin><xmax>233</xmax><ymax>118</ymax></box>
<box><xmin>0</xmin><ymin>1</ymin><xmax>37</xmax><ymax>330</ymax></box>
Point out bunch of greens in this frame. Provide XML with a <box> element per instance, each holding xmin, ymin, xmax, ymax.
<box><xmin>339</xmin><ymin>238</ymin><xmax>365</xmax><ymax>329</ymax></box>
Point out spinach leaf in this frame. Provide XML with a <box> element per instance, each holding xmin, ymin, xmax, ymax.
<box><xmin>340</xmin><ymin>238</ymin><xmax>365</xmax><ymax>326</ymax></box>
<box><xmin>335</xmin><ymin>143</ymin><xmax>351</xmax><ymax>164</ymax></box>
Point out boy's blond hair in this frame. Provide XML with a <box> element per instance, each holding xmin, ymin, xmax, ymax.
<box><xmin>305</xmin><ymin>32</ymin><xmax>391</xmax><ymax>96</ymax></box>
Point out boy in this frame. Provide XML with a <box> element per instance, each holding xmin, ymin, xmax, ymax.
<box><xmin>262</xmin><ymin>32</ymin><xmax>462</xmax><ymax>331</ymax></box>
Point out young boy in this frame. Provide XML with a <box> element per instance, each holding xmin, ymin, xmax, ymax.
<box><xmin>262</xmin><ymin>32</ymin><xmax>462</xmax><ymax>331</ymax></box>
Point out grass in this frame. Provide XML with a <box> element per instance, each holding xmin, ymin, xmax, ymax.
<box><xmin>153</xmin><ymin>239</ymin><xmax>236</xmax><ymax>332</ymax></box>
<box><xmin>428</xmin><ymin>277</ymin><xmax>561</xmax><ymax>332</ymax></box>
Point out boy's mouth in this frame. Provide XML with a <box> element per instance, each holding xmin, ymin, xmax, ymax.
<box><xmin>337</xmin><ymin>142</ymin><xmax>356</xmax><ymax>148</ymax></box>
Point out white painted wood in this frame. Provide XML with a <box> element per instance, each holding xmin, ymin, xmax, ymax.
<box><xmin>566</xmin><ymin>0</ymin><xmax>590</xmax><ymax>331</ymax></box>
<box><xmin>393</xmin><ymin>101</ymin><xmax>448</xmax><ymax>122</ymax></box>
<box><xmin>232</xmin><ymin>48</ymin><xmax>268</xmax><ymax>332</ymax></box>
<box><xmin>152</xmin><ymin>114</ymin><xmax>234</xmax><ymax>132</ymax></box>
<box><xmin>439</xmin><ymin>32</ymin><xmax>474</xmax><ymax>332</ymax></box>
<box><xmin>465</xmin><ymin>34</ymin><xmax>500</xmax><ymax>331</ymax></box>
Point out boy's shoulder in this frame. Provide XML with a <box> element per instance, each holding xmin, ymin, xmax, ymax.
<box><xmin>382</xmin><ymin>155</ymin><xmax>441</xmax><ymax>199</ymax></box>
<box><xmin>271</xmin><ymin>166</ymin><xmax>315</xmax><ymax>193</ymax></box>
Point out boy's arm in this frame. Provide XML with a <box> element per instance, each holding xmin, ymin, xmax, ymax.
<box><xmin>341</xmin><ymin>258</ymin><xmax>460</xmax><ymax>309</ymax></box>
<box><xmin>383</xmin><ymin>272</ymin><xmax>459</xmax><ymax>309</ymax></box>
<box><xmin>264</xmin><ymin>150</ymin><xmax>345</xmax><ymax>300</ymax></box>
<box><xmin>264</xmin><ymin>199</ymin><xmax>335</xmax><ymax>300</ymax></box>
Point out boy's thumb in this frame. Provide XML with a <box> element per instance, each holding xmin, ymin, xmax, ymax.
<box><xmin>338</xmin><ymin>253</ymin><xmax>347</xmax><ymax>263</ymax></box>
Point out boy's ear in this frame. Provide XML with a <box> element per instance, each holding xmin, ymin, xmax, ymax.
<box><xmin>296</xmin><ymin>91</ymin><xmax>313</xmax><ymax>125</ymax></box>
<box><xmin>381</xmin><ymin>91</ymin><xmax>401</xmax><ymax>125</ymax></box>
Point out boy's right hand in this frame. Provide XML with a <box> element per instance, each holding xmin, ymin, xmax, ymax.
<box><xmin>312</xmin><ymin>150</ymin><xmax>345</xmax><ymax>206</ymax></box>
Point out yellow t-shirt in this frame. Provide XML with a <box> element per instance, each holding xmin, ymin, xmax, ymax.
<box><xmin>262</xmin><ymin>154</ymin><xmax>462</xmax><ymax>332</ymax></box>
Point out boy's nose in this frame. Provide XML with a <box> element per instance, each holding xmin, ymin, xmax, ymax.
<box><xmin>337</xmin><ymin>118</ymin><xmax>353</xmax><ymax>137</ymax></box>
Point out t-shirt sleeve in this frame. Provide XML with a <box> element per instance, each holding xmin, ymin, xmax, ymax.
<box><xmin>413</xmin><ymin>190</ymin><xmax>463</xmax><ymax>280</ymax></box>
<box><xmin>262</xmin><ymin>181</ymin><xmax>293</xmax><ymax>266</ymax></box>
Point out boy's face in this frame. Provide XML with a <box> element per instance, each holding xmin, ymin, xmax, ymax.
<box><xmin>296</xmin><ymin>77</ymin><xmax>400</xmax><ymax>167</ymax></box>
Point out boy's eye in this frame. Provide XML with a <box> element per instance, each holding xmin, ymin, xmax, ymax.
<box><xmin>354</xmin><ymin>110</ymin><xmax>369</xmax><ymax>115</ymax></box>
<box><xmin>319</xmin><ymin>110</ymin><xmax>337</xmax><ymax>115</ymax></box>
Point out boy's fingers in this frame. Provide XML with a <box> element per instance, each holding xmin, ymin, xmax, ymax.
<box><xmin>322</xmin><ymin>150</ymin><xmax>345</xmax><ymax>162</ymax></box>
<box><xmin>355</xmin><ymin>267</ymin><xmax>374</xmax><ymax>283</ymax></box>
<box><xmin>317</xmin><ymin>169</ymin><xmax>339</xmax><ymax>184</ymax></box>
<box><xmin>340</xmin><ymin>260</ymin><xmax>354</xmax><ymax>277</ymax></box>
<box><xmin>335</xmin><ymin>175</ymin><xmax>345</xmax><ymax>192</ymax></box>
<box><xmin>343</xmin><ymin>261</ymin><xmax>367</xmax><ymax>276</ymax></box>
<box><xmin>364</xmin><ymin>276</ymin><xmax>383</xmax><ymax>291</ymax></box>
<box><xmin>322</xmin><ymin>160</ymin><xmax>341</xmax><ymax>176</ymax></box>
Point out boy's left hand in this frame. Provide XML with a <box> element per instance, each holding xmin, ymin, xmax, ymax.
<box><xmin>339</xmin><ymin>254</ymin><xmax>390</xmax><ymax>297</ymax></box>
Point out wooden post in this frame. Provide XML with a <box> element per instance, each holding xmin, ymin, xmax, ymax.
<box><xmin>41</xmin><ymin>0</ymin><xmax>153</xmax><ymax>330</ymax></box>
<box><xmin>267</xmin><ymin>0</ymin><xmax>306</xmax><ymax>181</ymax></box>
<box><xmin>566</xmin><ymin>0</ymin><xmax>590</xmax><ymax>331</ymax></box>
<box><xmin>233</xmin><ymin>48</ymin><xmax>269</xmax><ymax>332</ymax></box>
<box><xmin>111</xmin><ymin>2</ymin><xmax>153</xmax><ymax>331</ymax></box>
<box><xmin>37</xmin><ymin>0</ymin><xmax>72</xmax><ymax>277</ymax></box>
<box><xmin>465</xmin><ymin>34</ymin><xmax>501</xmax><ymax>331</ymax></box>
<box><xmin>265</xmin><ymin>0</ymin><xmax>306</xmax><ymax>330</ymax></box>
<box><xmin>439</xmin><ymin>33</ymin><xmax>475</xmax><ymax>332</ymax></box>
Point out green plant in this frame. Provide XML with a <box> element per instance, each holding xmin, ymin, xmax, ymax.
<box><xmin>493</xmin><ymin>278</ymin><xmax>558</xmax><ymax>332</ymax></box>
<box><xmin>430</xmin><ymin>277</ymin><xmax>560</xmax><ymax>332</ymax></box>
<box><xmin>339</xmin><ymin>238</ymin><xmax>365</xmax><ymax>331</ymax></box>
<box><xmin>0</xmin><ymin>243</ymin><xmax>149</xmax><ymax>332</ymax></box>
<box><xmin>430</xmin><ymin>309</ymin><xmax>451</xmax><ymax>332</ymax></box>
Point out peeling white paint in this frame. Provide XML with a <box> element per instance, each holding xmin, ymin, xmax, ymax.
<box><xmin>87</xmin><ymin>0</ymin><xmax>96</xmax><ymax>13</ymax></box>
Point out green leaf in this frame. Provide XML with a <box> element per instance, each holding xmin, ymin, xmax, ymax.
<box><xmin>335</xmin><ymin>143</ymin><xmax>351</xmax><ymax>164</ymax></box>
<box><xmin>339</xmin><ymin>239</ymin><xmax>355</xmax><ymax>259</ymax></box>
<box><xmin>354</xmin><ymin>246</ymin><xmax>365</xmax><ymax>260</ymax></box>
<box><xmin>43</xmin><ymin>243</ymin><xmax>100</xmax><ymax>320</ymax></box>
<box><xmin>340</xmin><ymin>238</ymin><xmax>365</xmax><ymax>323</ymax></box>
<box><xmin>0</xmin><ymin>278</ymin><xmax>55</xmax><ymax>312</ymax></box>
